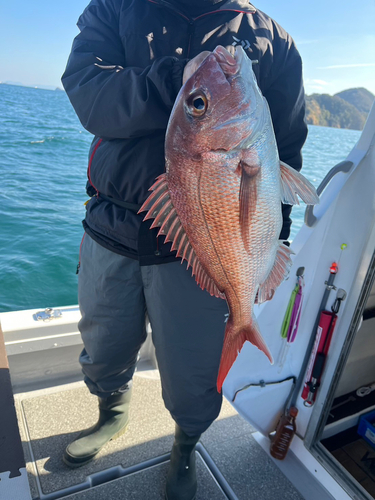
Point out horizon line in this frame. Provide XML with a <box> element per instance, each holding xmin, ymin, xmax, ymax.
<box><xmin>1</xmin><ymin>81</ymin><xmax>373</xmax><ymax>98</ymax></box>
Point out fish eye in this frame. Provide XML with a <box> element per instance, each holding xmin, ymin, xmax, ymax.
<box><xmin>186</xmin><ymin>92</ymin><xmax>208</xmax><ymax>117</ymax></box>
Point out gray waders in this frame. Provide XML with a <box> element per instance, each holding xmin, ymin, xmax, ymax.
<box><xmin>64</xmin><ymin>235</ymin><xmax>228</xmax><ymax>497</ymax></box>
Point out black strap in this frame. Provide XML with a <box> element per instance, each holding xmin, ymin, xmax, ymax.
<box><xmin>98</xmin><ymin>193</ymin><xmax>142</xmax><ymax>213</ymax></box>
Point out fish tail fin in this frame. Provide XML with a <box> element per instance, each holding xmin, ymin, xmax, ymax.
<box><xmin>217</xmin><ymin>318</ymin><xmax>273</xmax><ymax>392</ymax></box>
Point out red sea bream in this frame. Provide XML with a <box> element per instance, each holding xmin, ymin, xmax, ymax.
<box><xmin>139</xmin><ymin>46</ymin><xmax>319</xmax><ymax>391</ymax></box>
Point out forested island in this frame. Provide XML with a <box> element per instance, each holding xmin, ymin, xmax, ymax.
<box><xmin>305</xmin><ymin>88</ymin><xmax>374</xmax><ymax>130</ymax></box>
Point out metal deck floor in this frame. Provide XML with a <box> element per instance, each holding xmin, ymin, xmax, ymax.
<box><xmin>15</xmin><ymin>372</ymin><xmax>304</xmax><ymax>500</ymax></box>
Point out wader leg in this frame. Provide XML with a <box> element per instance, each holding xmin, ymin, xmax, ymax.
<box><xmin>78</xmin><ymin>235</ymin><xmax>147</xmax><ymax>398</ymax></box>
<box><xmin>143</xmin><ymin>260</ymin><xmax>228</xmax><ymax>436</ymax></box>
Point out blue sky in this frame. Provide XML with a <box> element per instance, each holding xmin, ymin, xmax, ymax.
<box><xmin>1</xmin><ymin>0</ymin><xmax>374</xmax><ymax>95</ymax></box>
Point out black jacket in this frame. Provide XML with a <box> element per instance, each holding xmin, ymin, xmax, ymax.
<box><xmin>62</xmin><ymin>0</ymin><xmax>308</xmax><ymax>265</ymax></box>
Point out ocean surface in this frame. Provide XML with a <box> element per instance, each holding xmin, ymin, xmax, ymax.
<box><xmin>0</xmin><ymin>84</ymin><xmax>362</xmax><ymax>312</ymax></box>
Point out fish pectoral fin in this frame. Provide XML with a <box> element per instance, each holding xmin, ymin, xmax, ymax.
<box><xmin>280</xmin><ymin>161</ymin><xmax>320</xmax><ymax>206</ymax></box>
<box><xmin>257</xmin><ymin>242</ymin><xmax>294</xmax><ymax>304</ymax></box>
<box><xmin>139</xmin><ymin>172</ymin><xmax>225</xmax><ymax>300</ymax></box>
<box><xmin>239</xmin><ymin>161</ymin><xmax>259</xmax><ymax>253</ymax></box>
<box><xmin>217</xmin><ymin>317</ymin><xmax>273</xmax><ymax>392</ymax></box>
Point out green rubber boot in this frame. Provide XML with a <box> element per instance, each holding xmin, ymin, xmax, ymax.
<box><xmin>165</xmin><ymin>425</ymin><xmax>201</xmax><ymax>500</ymax></box>
<box><xmin>63</xmin><ymin>388</ymin><xmax>132</xmax><ymax>468</ymax></box>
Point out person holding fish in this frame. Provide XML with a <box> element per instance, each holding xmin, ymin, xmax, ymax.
<box><xmin>62</xmin><ymin>1</ymin><xmax>317</xmax><ymax>498</ymax></box>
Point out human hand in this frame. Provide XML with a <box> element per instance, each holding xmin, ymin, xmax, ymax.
<box><xmin>182</xmin><ymin>51</ymin><xmax>211</xmax><ymax>84</ymax></box>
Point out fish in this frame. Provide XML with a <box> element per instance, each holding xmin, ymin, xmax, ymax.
<box><xmin>139</xmin><ymin>45</ymin><xmax>319</xmax><ymax>392</ymax></box>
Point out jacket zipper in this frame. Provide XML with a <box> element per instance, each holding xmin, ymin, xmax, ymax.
<box><xmin>186</xmin><ymin>20</ymin><xmax>195</xmax><ymax>58</ymax></box>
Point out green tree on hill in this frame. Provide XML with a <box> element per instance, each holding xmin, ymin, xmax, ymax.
<box><xmin>305</xmin><ymin>88</ymin><xmax>374</xmax><ymax>130</ymax></box>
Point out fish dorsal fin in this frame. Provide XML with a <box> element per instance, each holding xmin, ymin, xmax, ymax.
<box><xmin>239</xmin><ymin>161</ymin><xmax>260</xmax><ymax>253</ymax></box>
<box><xmin>280</xmin><ymin>161</ymin><xmax>319</xmax><ymax>206</ymax></box>
<box><xmin>138</xmin><ymin>174</ymin><xmax>226</xmax><ymax>300</ymax></box>
<box><xmin>257</xmin><ymin>242</ymin><xmax>294</xmax><ymax>304</ymax></box>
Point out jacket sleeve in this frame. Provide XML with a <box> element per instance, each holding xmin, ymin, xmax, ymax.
<box><xmin>263</xmin><ymin>26</ymin><xmax>308</xmax><ymax>240</ymax></box>
<box><xmin>61</xmin><ymin>0</ymin><xmax>186</xmax><ymax>139</ymax></box>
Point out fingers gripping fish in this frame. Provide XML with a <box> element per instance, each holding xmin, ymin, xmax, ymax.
<box><xmin>139</xmin><ymin>46</ymin><xmax>319</xmax><ymax>392</ymax></box>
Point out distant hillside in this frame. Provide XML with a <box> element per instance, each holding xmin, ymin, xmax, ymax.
<box><xmin>305</xmin><ymin>87</ymin><xmax>374</xmax><ymax>130</ymax></box>
<box><xmin>336</xmin><ymin>88</ymin><xmax>374</xmax><ymax>115</ymax></box>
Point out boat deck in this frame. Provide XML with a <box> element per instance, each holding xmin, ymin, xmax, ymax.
<box><xmin>15</xmin><ymin>370</ymin><xmax>305</xmax><ymax>500</ymax></box>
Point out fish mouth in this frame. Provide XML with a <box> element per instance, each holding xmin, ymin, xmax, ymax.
<box><xmin>212</xmin><ymin>45</ymin><xmax>239</xmax><ymax>76</ymax></box>
<box><xmin>210</xmin><ymin>46</ymin><xmax>266</xmax><ymax>144</ymax></box>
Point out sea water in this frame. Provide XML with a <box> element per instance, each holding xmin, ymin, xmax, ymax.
<box><xmin>0</xmin><ymin>84</ymin><xmax>362</xmax><ymax>312</ymax></box>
